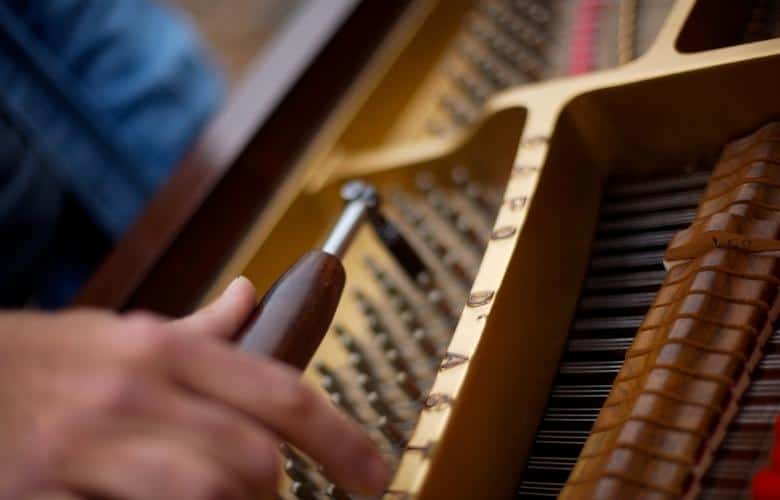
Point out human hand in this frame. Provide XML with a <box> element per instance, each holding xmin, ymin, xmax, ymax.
<box><xmin>0</xmin><ymin>277</ymin><xmax>389</xmax><ymax>500</ymax></box>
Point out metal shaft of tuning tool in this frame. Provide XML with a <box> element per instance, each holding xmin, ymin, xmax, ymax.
<box><xmin>327</xmin><ymin>180</ymin><xmax>431</xmax><ymax>288</ymax></box>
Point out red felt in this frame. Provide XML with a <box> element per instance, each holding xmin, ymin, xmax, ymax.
<box><xmin>754</xmin><ymin>469</ymin><xmax>780</xmax><ymax>500</ymax></box>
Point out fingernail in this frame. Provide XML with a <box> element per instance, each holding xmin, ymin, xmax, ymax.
<box><xmin>227</xmin><ymin>275</ymin><xmax>249</xmax><ymax>293</ymax></box>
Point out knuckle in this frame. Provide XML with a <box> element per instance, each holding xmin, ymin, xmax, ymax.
<box><xmin>89</xmin><ymin>375</ymin><xmax>146</xmax><ymax>415</ymax></box>
<box><xmin>119</xmin><ymin>320</ymin><xmax>178</xmax><ymax>363</ymax></box>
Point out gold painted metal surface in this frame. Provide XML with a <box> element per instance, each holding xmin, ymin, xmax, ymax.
<box><xmin>198</xmin><ymin>0</ymin><xmax>780</xmax><ymax>498</ymax></box>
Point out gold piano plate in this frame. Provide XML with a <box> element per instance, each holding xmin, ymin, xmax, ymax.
<box><xmin>201</xmin><ymin>1</ymin><xmax>780</xmax><ymax>498</ymax></box>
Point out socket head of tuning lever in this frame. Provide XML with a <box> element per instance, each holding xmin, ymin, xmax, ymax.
<box><xmin>340</xmin><ymin>180</ymin><xmax>379</xmax><ymax>206</ymax></box>
<box><xmin>325</xmin><ymin>180</ymin><xmax>430</xmax><ymax>287</ymax></box>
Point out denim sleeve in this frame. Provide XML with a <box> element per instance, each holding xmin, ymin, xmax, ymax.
<box><xmin>0</xmin><ymin>107</ymin><xmax>63</xmax><ymax>305</ymax></box>
<box><xmin>0</xmin><ymin>0</ymin><xmax>224</xmax><ymax>306</ymax></box>
<box><xmin>0</xmin><ymin>0</ymin><xmax>224</xmax><ymax>237</ymax></box>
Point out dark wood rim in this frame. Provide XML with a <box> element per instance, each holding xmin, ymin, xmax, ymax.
<box><xmin>76</xmin><ymin>0</ymin><xmax>411</xmax><ymax>315</ymax></box>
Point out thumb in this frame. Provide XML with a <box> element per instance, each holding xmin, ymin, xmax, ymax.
<box><xmin>170</xmin><ymin>276</ymin><xmax>257</xmax><ymax>340</ymax></box>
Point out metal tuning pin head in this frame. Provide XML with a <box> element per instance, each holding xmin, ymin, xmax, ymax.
<box><xmin>396</xmin><ymin>371</ymin><xmax>423</xmax><ymax>401</ymax></box>
<box><xmin>290</xmin><ymin>481</ymin><xmax>316</xmax><ymax>500</ymax></box>
<box><xmin>378</xmin><ymin>415</ymin><xmax>406</xmax><ymax>447</ymax></box>
<box><xmin>326</xmin><ymin>483</ymin><xmax>351</xmax><ymax>500</ymax></box>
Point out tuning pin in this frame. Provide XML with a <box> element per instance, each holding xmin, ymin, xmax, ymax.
<box><xmin>439</xmin><ymin>94</ymin><xmax>474</xmax><ymax>126</ymax></box>
<box><xmin>412</xmin><ymin>327</ymin><xmax>439</xmax><ymax>359</ymax></box>
<box><xmin>326</xmin><ymin>484</ymin><xmax>351</xmax><ymax>500</ymax></box>
<box><xmin>450</xmin><ymin>166</ymin><xmax>470</xmax><ymax>186</ymax></box>
<box><xmin>285</xmin><ymin>458</ymin><xmax>314</xmax><ymax>485</ymax></box>
<box><xmin>330</xmin><ymin>392</ymin><xmax>359</xmax><ymax>420</ymax></box>
<box><xmin>280</xmin><ymin>443</ymin><xmax>309</xmax><ymax>471</ymax></box>
<box><xmin>463</xmin><ymin>181</ymin><xmax>499</xmax><ymax>218</ymax></box>
<box><xmin>357</xmin><ymin>373</ymin><xmax>379</xmax><ymax>394</ymax></box>
<box><xmin>392</xmin><ymin>193</ymin><xmax>425</xmax><ymax>228</ymax></box>
<box><xmin>290</xmin><ymin>481</ymin><xmax>317</xmax><ymax>500</ymax></box>
<box><xmin>364</xmin><ymin>258</ymin><xmax>401</xmax><ymax>297</ymax></box>
<box><xmin>316</xmin><ymin>363</ymin><xmax>345</xmax><ymax>396</ymax></box>
<box><xmin>385</xmin><ymin>348</ymin><xmax>414</xmax><ymax>377</ymax></box>
<box><xmin>372</xmin><ymin>332</ymin><xmax>394</xmax><ymax>352</ymax></box>
<box><xmin>353</xmin><ymin>290</ymin><xmax>376</xmax><ymax>316</ymax></box>
<box><xmin>452</xmin><ymin>73</ymin><xmax>490</xmax><ymax>104</ymax></box>
<box><xmin>349</xmin><ymin>351</ymin><xmax>375</xmax><ymax>380</ymax></box>
<box><xmin>428</xmin><ymin>190</ymin><xmax>458</xmax><ymax>223</ymax></box>
<box><xmin>419</xmin><ymin>226</ymin><xmax>448</xmax><ymax>258</ymax></box>
<box><xmin>427</xmin><ymin>288</ymin><xmax>458</xmax><ymax>324</ymax></box>
<box><xmin>378</xmin><ymin>415</ymin><xmax>406</xmax><ymax>447</ymax></box>
<box><xmin>399</xmin><ymin>308</ymin><xmax>418</xmax><ymax>329</ymax></box>
<box><xmin>415</xmin><ymin>172</ymin><xmax>436</xmax><ymax>193</ymax></box>
<box><xmin>510</xmin><ymin>0</ymin><xmax>551</xmax><ymax>26</ymax></box>
<box><xmin>396</xmin><ymin>371</ymin><xmax>423</xmax><ymax>400</ymax></box>
<box><xmin>367</xmin><ymin>391</ymin><xmax>401</xmax><ymax>422</ymax></box>
<box><xmin>443</xmin><ymin>252</ymin><xmax>473</xmax><ymax>287</ymax></box>
<box><xmin>483</xmin><ymin>2</ymin><xmax>547</xmax><ymax>50</ymax></box>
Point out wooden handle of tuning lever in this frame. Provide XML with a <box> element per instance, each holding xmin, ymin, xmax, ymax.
<box><xmin>235</xmin><ymin>250</ymin><xmax>346</xmax><ymax>369</ymax></box>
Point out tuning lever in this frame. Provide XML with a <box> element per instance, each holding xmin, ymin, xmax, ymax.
<box><xmin>235</xmin><ymin>180</ymin><xmax>428</xmax><ymax>369</ymax></box>
<box><xmin>236</xmin><ymin>250</ymin><xmax>345</xmax><ymax>369</ymax></box>
<box><xmin>234</xmin><ymin>181</ymin><xmax>376</xmax><ymax>368</ymax></box>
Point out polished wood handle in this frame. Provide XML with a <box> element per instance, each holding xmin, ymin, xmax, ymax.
<box><xmin>235</xmin><ymin>250</ymin><xmax>346</xmax><ymax>369</ymax></box>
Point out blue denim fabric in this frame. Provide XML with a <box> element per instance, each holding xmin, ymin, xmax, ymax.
<box><xmin>0</xmin><ymin>1</ymin><xmax>224</xmax><ymax>306</ymax></box>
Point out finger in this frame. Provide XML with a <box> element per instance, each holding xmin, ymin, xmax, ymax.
<box><xmin>171</xmin><ymin>276</ymin><xmax>257</xmax><ymax>340</ymax></box>
<box><xmin>136</xmin><ymin>385</ymin><xmax>282</xmax><ymax>492</ymax></box>
<box><xmin>59</xmin><ymin>436</ymin><xmax>252</xmax><ymax>500</ymax></box>
<box><xmin>168</xmin><ymin>341</ymin><xmax>390</xmax><ymax>495</ymax></box>
<box><xmin>21</xmin><ymin>492</ymin><xmax>85</xmax><ymax>500</ymax></box>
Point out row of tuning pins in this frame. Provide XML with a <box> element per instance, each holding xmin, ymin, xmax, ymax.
<box><xmin>429</xmin><ymin>0</ymin><xmax>553</xmax><ymax>135</ymax></box>
<box><xmin>281</xmin><ymin>167</ymin><xmax>501</xmax><ymax>499</ymax></box>
<box><xmin>392</xmin><ymin>167</ymin><xmax>501</xmax><ymax>294</ymax></box>
<box><xmin>279</xmin><ymin>443</ymin><xmax>351</xmax><ymax>500</ymax></box>
<box><xmin>281</xmin><ymin>246</ymin><xmax>456</xmax><ymax>498</ymax></box>
<box><xmin>282</xmin><ymin>268</ymin><xmax>455</xmax><ymax>499</ymax></box>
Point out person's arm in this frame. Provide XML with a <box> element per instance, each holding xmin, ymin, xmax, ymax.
<box><xmin>0</xmin><ymin>277</ymin><xmax>389</xmax><ymax>499</ymax></box>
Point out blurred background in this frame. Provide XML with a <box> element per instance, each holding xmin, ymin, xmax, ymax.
<box><xmin>173</xmin><ymin>0</ymin><xmax>303</xmax><ymax>83</ymax></box>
